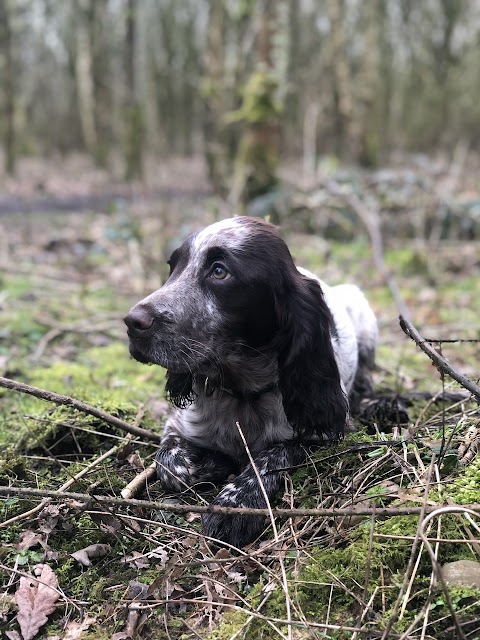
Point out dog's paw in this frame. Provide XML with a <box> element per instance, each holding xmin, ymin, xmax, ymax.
<box><xmin>358</xmin><ymin>397</ymin><xmax>409</xmax><ymax>427</ymax></box>
<box><xmin>202</xmin><ymin>482</ymin><xmax>267</xmax><ymax>548</ymax></box>
<box><xmin>155</xmin><ymin>436</ymin><xmax>195</xmax><ymax>492</ymax></box>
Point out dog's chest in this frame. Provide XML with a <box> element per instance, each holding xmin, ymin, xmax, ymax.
<box><xmin>169</xmin><ymin>390</ymin><xmax>293</xmax><ymax>459</ymax></box>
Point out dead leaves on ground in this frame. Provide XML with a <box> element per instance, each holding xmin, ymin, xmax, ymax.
<box><xmin>14</xmin><ymin>564</ymin><xmax>59</xmax><ymax>640</ymax></box>
<box><xmin>70</xmin><ymin>543</ymin><xmax>111</xmax><ymax>567</ymax></box>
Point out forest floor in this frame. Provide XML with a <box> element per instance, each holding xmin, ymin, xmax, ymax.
<box><xmin>1</xmin><ymin>154</ymin><xmax>480</xmax><ymax>639</ymax></box>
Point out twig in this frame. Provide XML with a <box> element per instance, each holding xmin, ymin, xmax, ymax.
<box><xmin>129</xmin><ymin>597</ymin><xmax>400</xmax><ymax>638</ymax></box>
<box><xmin>3</xmin><ymin>484</ymin><xmax>480</xmax><ymax>519</ymax></box>
<box><xmin>418</xmin><ymin>506</ymin><xmax>476</xmax><ymax>640</ymax></box>
<box><xmin>399</xmin><ymin>317</ymin><xmax>480</xmax><ymax>403</ymax></box>
<box><xmin>380</xmin><ymin>457</ymin><xmax>435</xmax><ymax>640</ymax></box>
<box><xmin>0</xmin><ymin>442</ymin><xmax>122</xmax><ymax>529</ymax></box>
<box><xmin>0</xmin><ymin>375</ymin><xmax>162</xmax><ymax>442</ymax></box>
<box><xmin>235</xmin><ymin>422</ymin><xmax>293</xmax><ymax>640</ymax></box>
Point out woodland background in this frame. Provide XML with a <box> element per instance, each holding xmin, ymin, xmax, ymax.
<box><xmin>1</xmin><ymin>0</ymin><xmax>480</xmax><ymax>191</ymax></box>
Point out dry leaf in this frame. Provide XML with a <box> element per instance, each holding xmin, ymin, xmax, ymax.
<box><xmin>121</xmin><ymin>551</ymin><xmax>150</xmax><ymax>569</ymax></box>
<box><xmin>14</xmin><ymin>564</ymin><xmax>60</xmax><ymax>640</ymax></box>
<box><xmin>37</xmin><ymin>504</ymin><xmax>63</xmax><ymax>535</ymax></box>
<box><xmin>458</xmin><ymin>425</ymin><xmax>479</xmax><ymax>465</ymax></box>
<box><xmin>16</xmin><ymin>531</ymin><xmax>45</xmax><ymax>551</ymax></box>
<box><xmin>71</xmin><ymin>544</ymin><xmax>111</xmax><ymax>567</ymax></box>
<box><xmin>126</xmin><ymin>453</ymin><xmax>144</xmax><ymax>471</ymax></box>
<box><xmin>62</xmin><ymin>615</ymin><xmax>96</xmax><ymax>639</ymax></box>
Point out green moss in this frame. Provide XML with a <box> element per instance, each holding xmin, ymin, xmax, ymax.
<box><xmin>227</xmin><ymin>70</ymin><xmax>282</xmax><ymax>125</ymax></box>
<box><xmin>446</xmin><ymin>455</ymin><xmax>480</xmax><ymax>504</ymax></box>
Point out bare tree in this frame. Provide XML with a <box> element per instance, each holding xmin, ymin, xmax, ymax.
<box><xmin>124</xmin><ymin>0</ymin><xmax>145</xmax><ymax>180</ymax></box>
<box><xmin>0</xmin><ymin>0</ymin><xmax>15</xmax><ymax>174</ymax></box>
<box><xmin>75</xmin><ymin>0</ymin><xmax>97</xmax><ymax>157</ymax></box>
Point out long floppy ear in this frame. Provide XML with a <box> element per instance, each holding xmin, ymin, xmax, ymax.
<box><xmin>165</xmin><ymin>371</ymin><xmax>195</xmax><ymax>409</ymax></box>
<box><xmin>275</xmin><ymin>275</ymin><xmax>348</xmax><ymax>441</ymax></box>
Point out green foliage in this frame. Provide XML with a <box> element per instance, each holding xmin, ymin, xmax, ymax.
<box><xmin>226</xmin><ymin>70</ymin><xmax>282</xmax><ymax>125</ymax></box>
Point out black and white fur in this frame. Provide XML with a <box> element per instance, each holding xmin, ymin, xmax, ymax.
<box><xmin>124</xmin><ymin>216</ymin><xmax>378</xmax><ymax>547</ymax></box>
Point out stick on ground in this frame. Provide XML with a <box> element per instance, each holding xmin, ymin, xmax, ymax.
<box><xmin>0</xmin><ymin>375</ymin><xmax>162</xmax><ymax>442</ymax></box>
<box><xmin>399</xmin><ymin>317</ymin><xmax>480</xmax><ymax>403</ymax></box>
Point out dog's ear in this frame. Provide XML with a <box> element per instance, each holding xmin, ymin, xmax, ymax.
<box><xmin>165</xmin><ymin>371</ymin><xmax>195</xmax><ymax>409</ymax></box>
<box><xmin>275</xmin><ymin>275</ymin><xmax>348</xmax><ymax>440</ymax></box>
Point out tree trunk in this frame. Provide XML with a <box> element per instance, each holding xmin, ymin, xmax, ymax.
<box><xmin>0</xmin><ymin>0</ymin><xmax>15</xmax><ymax>174</ymax></box>
<box><xmin>124</xmin><ymin>0</ymin><xmax>145</xmax><ymax>180</ymax></box>
<box><xmin>91</xmin><ymin>0</ymin><xmax>112</xmax><ymax>167</ymax></box>
<box><xmin>203</xmin><ymin>0</ymin><xmax>229</xmax><ymax>196</ymax></box>
<box><xmin>230</xmin><ymin>0</ymin><xmax>285</xmax><ymax>209</ymax></box>
<box><xmin>326</xmin><ymin>0</ymin><xmax>355</xmax><ymax>160</ymax></box>
<box><xmin>356</xmin><ymin>0</ymin><xmax>381</xmax><ymax>167</ymax></box>
<box><xmin>75</xmin><ymin>0</ymin><xmax>97</xmax><ymax>155</ymax></box>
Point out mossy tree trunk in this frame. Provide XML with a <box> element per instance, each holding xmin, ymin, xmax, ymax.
<box><xmin>356</xmin><ymin>0</ymin><xmax>381</xmax><ymax>167</ymax></box>
<box><xmin>230</xmin><ymin>0</ymin><xmax>286</xmax><ymax>209</ymax></box>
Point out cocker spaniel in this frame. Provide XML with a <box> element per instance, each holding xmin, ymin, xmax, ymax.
<box><xmin>124</xmin><ymin>216</ymin><xmax>378</xmax><ymax>547</ymax></box>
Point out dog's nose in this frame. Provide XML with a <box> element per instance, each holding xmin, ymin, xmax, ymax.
<box><xmin>124</xmin><ymin>306</ymin><xmax>154</xmax><ymax>332</ymax></box>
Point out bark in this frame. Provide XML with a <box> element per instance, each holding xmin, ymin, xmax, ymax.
<box><xmin>356</xmin><ymin>0</ymin><xmax>381</xmax><ymax>167</ymax></box>
<box><xmin>326</xmin><ymin>0</ymin><xmax>355</xmax><ymax>160</ymax></box>
<box><xmin>124</xmin><ymin>0</ymin><xmax>145</xmax><ymax>180</ymax></box>
<box><xmin>203</xmin><ymin>0</ymin><xmax>229</xmax><ymax>196</ymax></box>
<box><xmin>91</xmin><ymin>0</ymin><xmax>112</xmax><ymax>167</ymax></box>
<box><xmin>0</xmin><ymin>0</ymin><xmax>15</xmax><ymax>174</ymax></box>
<box><xmin>75</xmin><ymin>0</ymin><xmax>97</xmax><ymax>155</ymax></box>
<box><xmin>230</xmin><ymin>0</ymin><xmax>284</xmax><ymax>208</ymax></box>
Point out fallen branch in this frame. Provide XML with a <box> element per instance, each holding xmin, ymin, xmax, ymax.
<box><xmin>0</xmin><ymin>376</ymin><xmax>162</xmax><ymax>443</ymax></box>
<box><xmin>121</xmin><ymin>462</ymin><xmax>157</xmax><ymax>499</ymax></box>
<box><xmin>399</xmin><ymin>317</ymin><xmax>480</xmax><ymax>403</ymax></box>
<box><xmin>1</xmin><ymin>443</ymin><xmax>122</xmax><ymax>529</ymax></box>
<box><xmin>1</xmin><ymin>484</ymin><xmax>480</xmax><ymax>519</ymax></box>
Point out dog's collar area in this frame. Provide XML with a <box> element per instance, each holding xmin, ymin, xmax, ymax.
<box><xmin>203</xmin><ymin>376</ymin><xmax>278</xmax><ymax>401</ymax></box>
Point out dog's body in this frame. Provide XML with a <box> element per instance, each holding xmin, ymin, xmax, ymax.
<box><xmin>125</xmin><ymin>216</ymin><xmax>378</xmax><ymax>547</ymax></box>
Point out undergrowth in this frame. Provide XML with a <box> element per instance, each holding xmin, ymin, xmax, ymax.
<box><xmin>1</xmin><ymin>206</ymin><xmax>480</xmax><ymax>639</ymax></box>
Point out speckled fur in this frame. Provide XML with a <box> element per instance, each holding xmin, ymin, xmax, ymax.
<box><xmin>125</xmin><ymin>217</ymin><xmax>378</xmax><ymax>547</ymax></box>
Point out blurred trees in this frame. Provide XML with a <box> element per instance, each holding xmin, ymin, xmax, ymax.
<box><xmin>0</xmin><ymin>0</ymin><xmax>16</xmax><ymax>174</ymax></box>
<box><xmin>0</xmin><ymin>0</ymin><xmax>479</xmax><ymax>187</ymax></box>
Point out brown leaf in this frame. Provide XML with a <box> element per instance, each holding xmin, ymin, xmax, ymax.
<box><xmin>16</xmin><ymin>531</ymin><xmax>45</xmax><ymax>551</ymax></box>
<box><xmin>14</xmin><ymin>564</ymin><xmax>60</xmax><ymax>640</ymax></box>
<box><xmin>121</xmin><ymin>551</ymin><xmax>150</xmax><ymax>570</ymax></box>
<box><xmin>62</xmin><ymin>616</ymin><xmax>96</xmax><ymax>639</ymax></box>
<box><xmin>71</xmin><ymin>544</ymin><xmax>111</xmax><ymax>567</ymax></box>
<box><xmin>37</xmin><ymin>504</ymin><xmax>63</xmax><ymax>535</ymax></box>
<box><xmin>126</xmin><ymin>453</ymin><xmax>144</xmax><ymax>471</ymax></box>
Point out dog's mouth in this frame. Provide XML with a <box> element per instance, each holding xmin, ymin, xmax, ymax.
<box><xmin>128</xmin><ymin>343</ymin><xmax>155</xmax><ymax>365</ymax></box>
<box><xmin>128</xmin><ymin>339</ymin><xmax>194</xmax><ymax>376</ymax></box>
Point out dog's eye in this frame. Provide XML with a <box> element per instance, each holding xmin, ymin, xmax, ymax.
<box><xmin>211</xmin><ymin>263</ymin><xmax>230</xmax><ymax>280</ymax></box>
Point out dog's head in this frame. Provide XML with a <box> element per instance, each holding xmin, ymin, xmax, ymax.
<box><xmin>125</xmin><ymin>216</ymin><xmax>347</xmax><ymax>437</ymax></box>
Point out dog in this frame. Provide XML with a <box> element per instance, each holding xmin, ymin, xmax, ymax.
<box><xmin>124</xmin><ymin>216</ymin><xmax>378</xmax><ymax>547</ymax></box>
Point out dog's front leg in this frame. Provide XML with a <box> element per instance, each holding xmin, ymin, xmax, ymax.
<box><xmin>202</xmin><ymin>441</ymin><xmax>305</xmax><ymax>548</ymax></box>
<box><xmin>156</xmin><ymin>433</ymin><xmax>238</xmax><ymax>492</ymax></box>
